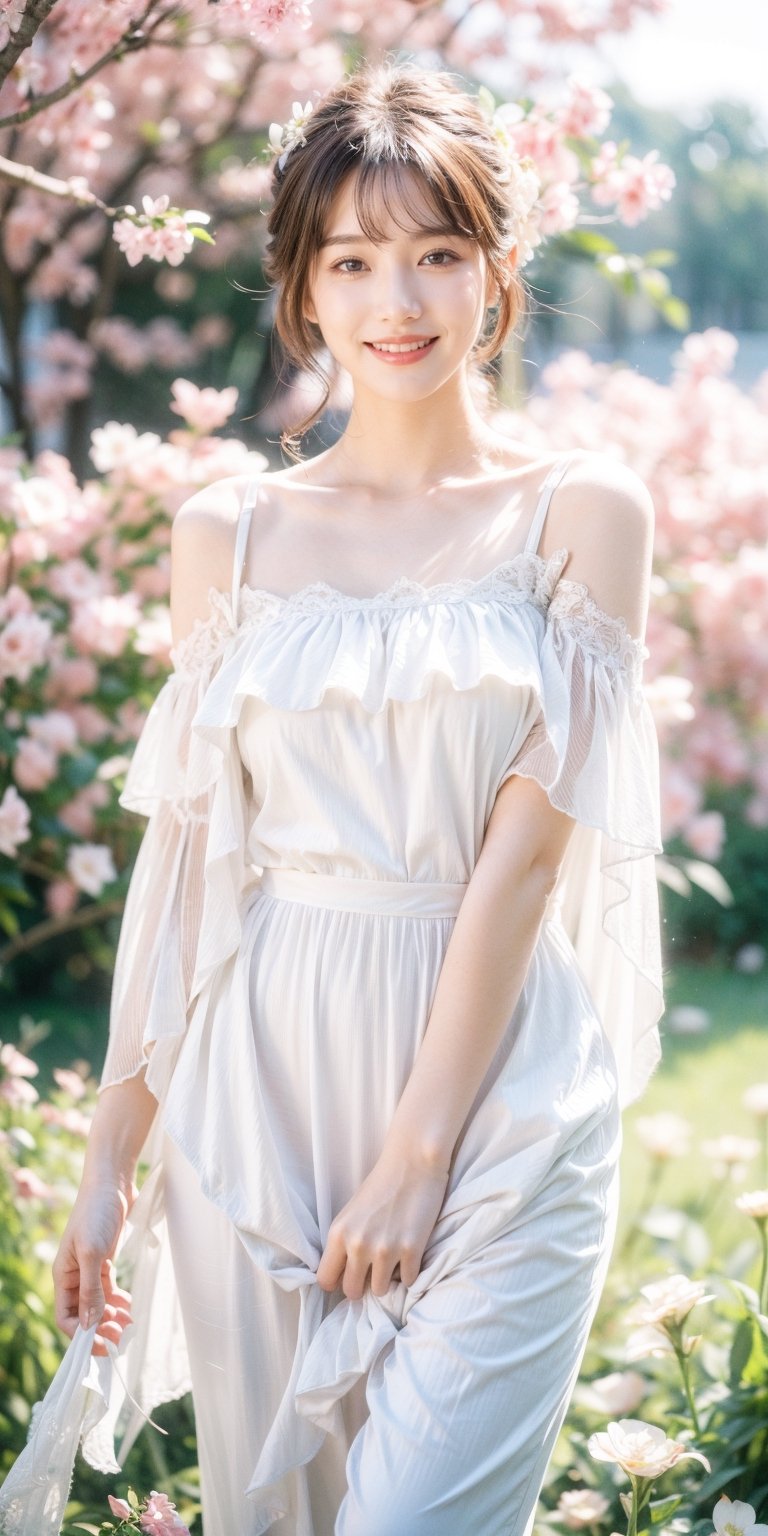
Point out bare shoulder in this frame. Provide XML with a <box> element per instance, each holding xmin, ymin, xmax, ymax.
<box><xmin>552</xmin><ymin>445</ymin><xmax>654</xmax><ymax>534</ymax></box>
<box><xmin>548</xmin><ymin>451</ymin><xmax>655</xmax><ymax>640</ymax></box>
<box><xmin>171</xmin><ymin>471</ymin><xmax>277</xmax><ymax>647</ymax></box>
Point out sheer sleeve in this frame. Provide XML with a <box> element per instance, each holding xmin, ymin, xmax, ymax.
<box><xmin>99</xmin><ymin>604</ymin><xmax>255</xmax><ymax>1102</ymax></box>
<box><xmin>497</xmin><ymin>581</ymin><xmax>664</xmax><ymax>1109</ymax></box>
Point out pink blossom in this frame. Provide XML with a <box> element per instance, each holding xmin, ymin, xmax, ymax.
<box><xmin>69</xmin><ymin>592</ymin><xmax>142</xmax><ymax>659</ymax></box>
<box><xmin>12</xmin><ymin>1165</ymin><xmax>56</xmax><ymax>1202</ymax></box>
<box><xmin>0</xmin><ymin>0</ymin><xmax>26</xmax><ymax>50</ymax></box>
<box><xmin>139</xmin><ymin>1489</ymin><xmax>190</xmax><ymax>1534</ymax></box>
<box><xmin>53</xmin><ymin>1067</ymin><xmax>88</xmax><ymax>1100</ymax></box>
<box><xmin>89</xmin><ymin>317</ymin><xmax>153</xmax><ymax>373</ymax></box>
<box><xmin>27</xmin><ymin>710</ymin><xmax>79</xmax><ymax>754</ymax></box>
<box><xmin>108</xmin><ymin>1495</ymin><xmax>133</xmax><ymax>1520</ymax></box>
<box><xmin>58</xmin><ymin>791</ymin><xmax>98</xmax><ymax>838</ymax></box>
<box><xmin>170</xmin><ymin>377</ymin><xmax>239</xmax><ymax>433</ymax></box>
<box><xmin>0</xmin><ymin>785</ymin><xmax>32</xmax><ymax>857</ymax></box>
<box><xmin>537</xmin><ymin>179</ymin><xmax>580</xmax><ymax>236</ymax></box>
<box><xmin>38</xmin><ymin>1101</ymin><xmax>93</xmax><ymax>1136</ymax></box>
<box><xmin>48</xmin><ymin>558</ymin><xmax>104</xmax><ymax>604</ymax></box>
<box><xmin>660</xmin><ymin>764</ymin><xmax>702</xmax><ymax>840</ymax></box>
<box><xmin>13</xmin><ymin>737</ymin><xmax>59</xmax><ymax>793</ymax></box>
<box><xmin>66</xmin><ymin>704</ymin><xmax>112</xmax><ymax>744</ymax></box>
<box><xmin>673</xmin><ymin>328</ymin><xmax>738</xmax><ymax>380</ymax></box>
<box><xmin>0</xmin><ymin>1076</ymin><xmax>40</xmax><ymax>1107</ymax></box>
<box><xmin>555</xmin><ymin>76</ymin><xmax>613</xmax><ymax>139</ymax></box>
<box><xmin>45</xmin><ymin>878</ymin><xmax>80</xmax><ymax>918</ymax></box>
<box><xmin>683</xmin><ymin>810</ymin><xmax>726</xmax><ymax>861</ymax></box>
<box><xmin>0</xmin><ymin>611</ymin><xmax>53</xmax><ymax>683</ymax></box>
<box><xmin>0</xmin><ymin>1043</ymin><xmax>39</xmax><ymax>1079</ymax></box>
<box><xmin>45</xmin><ymin>654</ymin><xmax>99</xmax><ymax>700</ymax></box>
<box><xmin>0</xmin><ymin>584</ymin><xmax>33</xmax><ymax>622</ymax></box>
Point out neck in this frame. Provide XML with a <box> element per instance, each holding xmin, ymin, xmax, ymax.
<box><xmin>330</xmin><ymin>369</ymin><xmax>511</xmax><ymax>496</ymax></box>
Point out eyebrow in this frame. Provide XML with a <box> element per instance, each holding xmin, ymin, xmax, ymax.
<box><xmin>319</xmin><ymin>224</ymin><xmax>464</xmax><ymax>249</ymax></box>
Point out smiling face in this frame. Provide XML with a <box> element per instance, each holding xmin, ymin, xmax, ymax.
<box><xmin>302</xmin><ymin>164</ymin><xmax>499</xmax><ymax>404</ymax></box>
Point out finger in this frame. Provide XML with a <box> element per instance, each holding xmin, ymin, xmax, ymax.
<box><xmin>78</xmin><ymin>1257</ymin><xmax>106</xmax><ymax>1330</ymax></box>
<box><xmin>315</xmin><ymin>1231</ymin><xmax>346</xmax><ymax>1293</ymax></box>
<box><xmin>342</xmin><ymin>1246</ymin><xmax>370</xmax><ymax>1302</ymax></box>
<box><xmin>370</xmin><ymin>1249</ymin><xmax>396</xmax><ymax>1297</ymax></box>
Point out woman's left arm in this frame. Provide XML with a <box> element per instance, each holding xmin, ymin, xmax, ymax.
<box><xmin>315</xmin><ymin>458</ymin><xmax>655</xmax><ymax>1301</ymax></box>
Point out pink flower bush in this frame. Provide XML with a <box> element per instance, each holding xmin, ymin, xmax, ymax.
<box><xmin>0</xmin><ymin>402</ymin><xmax>264</xmax><ymax>978</ymax></box>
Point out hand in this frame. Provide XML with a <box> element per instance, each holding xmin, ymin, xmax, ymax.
<box><xmin>53</xmin><ymin>1179</ymin><xmax>136</xmax><ymax>1358</ymax></box>
<box><xmin>315</xmin><ymin>1147</ymin><xmax>450</xmax><ymax>1301</ymax></box>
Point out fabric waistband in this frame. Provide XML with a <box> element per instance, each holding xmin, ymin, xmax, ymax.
<box><xmin>258</xmin><ymin>866</ymin><xmax>468</xmax><ymax>917</ymax></box>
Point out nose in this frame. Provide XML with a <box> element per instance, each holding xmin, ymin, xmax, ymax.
<box><xmin>375</xmin><ymin>263</ymin><xmax>423</xmax><ymax>323</ymax></box>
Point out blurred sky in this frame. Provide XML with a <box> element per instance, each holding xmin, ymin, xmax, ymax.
<box><xmin>595</xmin><ymin>0</ymin><xmax>768</xmax><ymax>135</ymax></box>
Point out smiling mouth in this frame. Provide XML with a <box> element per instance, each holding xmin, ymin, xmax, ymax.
<box><xmin>364</xmin><ymin>338</ymin><xmax>438</xmax><ymax>355</ymax></box>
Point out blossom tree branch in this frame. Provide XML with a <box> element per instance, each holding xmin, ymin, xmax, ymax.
<box><xmin>0</xmin><ymin>0</ymin><xmax>58</xmax><ymax>92</ymax></box>
<box><xmin>0</xmin><ymin>896</ymin><xmax>126</xmax><ymax>967</ymax></box>
<box><xmin>0</xmin><ymin>0</ymin><xmax>181</xmax><ymax>130</ymax></box>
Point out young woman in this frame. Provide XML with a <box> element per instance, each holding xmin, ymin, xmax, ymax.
<box><xmin>1</xmin><ymin>57</ymin><xmax>664</xmax><ymax>1536</ymax></box>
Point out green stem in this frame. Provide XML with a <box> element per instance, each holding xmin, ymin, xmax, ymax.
<box><xmin>758</xmin><ymin>1218</ymin><xmax>768</xmax><ymax>1315</ymax></box>
<box><xmin>626</xmin><ymin>1476</ymin><xmax>639</xmax><ymax>1536</ymax></box>
<box><xmin>672</xmin><ymin>1339</ymin><xmax>701</xmax><ymax>1434</ymax></box>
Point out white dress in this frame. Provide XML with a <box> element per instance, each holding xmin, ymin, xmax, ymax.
<box><xmin>0</xmin><ymin>453</ymin><xmax>665</xmax><ymax>1536</ymax></box>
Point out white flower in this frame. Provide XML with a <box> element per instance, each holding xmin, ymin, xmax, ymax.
<box><xmin>700</xmin><ymin>1135</ymin><xmax>761</xmax><ymax>1178</ymax></box>
<box><xmin>711</xmin><ymin>1493</ymin><xmax>768</xmax><ymax>1535</ymax></box>
<box><xmin>89</xmin><ymin>420</ymin><xmax>161</xmax><ymax>473</ymax></box>
<box><xmin>635</xmin><ymin>1111</ymin><xmax>691</xmax><ymax>1160</ymax></box>
<box><xmin>629</xmin><ymin>1273</ymin><xmax>715</xmax><ymax>1329</ymax></box>
<box><xmin>268</xmin><ymin>100</ymin><xmax>314</xmax><ymax>170</ymax></box>
<box><xmin>743</xmin><ymin>1082</ymin><xmax>768</xmax><ymax>1118</ymax></box>
<box><xmin>624</xmin><ymin>1324</ymin><xmax>675</xmax><ymax>1361</ymax></box>
<box><xmin>577</xmin><ymin>1370</ymin><xmax>649</xmax><ymax>1416</ymax></box>
<box><xmin>557</xmin><ymin>1488</ymin><xmax>611</xmax><ymax>1528</ymax></box>
<box><xmin>66</xmin><ymin>843</ymin><xmax>117</xmax><ymax>897</ymax></box>
<box><xmin>587</xmin><ymin>1419</ymin><xmax>710</xmax><ymax>1479</ymax></box>
<box><xmin>667</xmin><ymin>1004</ymin><xmax>710</xmax><ymax>1036</ymax></box>
<box><xmin>734</xmin><ymin>944</ymin><xmax>766</xmax><ymax>975</ymax></box>
<box><xmin>735</xmin><ymin>1189</ymin><xmax>768</xmax><ymax>1221</ymax></box>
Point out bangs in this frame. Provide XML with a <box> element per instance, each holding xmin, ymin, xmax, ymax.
<box><xmin>327</xmin><ymin>157</ymin><xmax>481</xmax><ymax>248</ymax></box>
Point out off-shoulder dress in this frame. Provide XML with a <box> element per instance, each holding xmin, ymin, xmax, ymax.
<box><xmin>0</xmin><ymin>452</ymin><xmax>665</xmax><ymax>1536</ymax></box>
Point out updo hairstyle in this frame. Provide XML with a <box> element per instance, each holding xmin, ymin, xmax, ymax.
<box><xmin>261</xmin><ymin>56</ymin><xmax>530</xmax><ymax>460</ymax></box>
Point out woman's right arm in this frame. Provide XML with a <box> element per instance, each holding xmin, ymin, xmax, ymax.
<box><xmin>53</xmin><ymin>1072</ymin><xmax>158</xmax><ymax>1355</ymax></box>
<box><xmin>51</xmin><ymin>484</ymin><xmax>242</xmax><ymax>1357</ymax></box>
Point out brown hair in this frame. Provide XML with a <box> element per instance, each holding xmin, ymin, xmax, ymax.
<box><xmin>261</xmin><ymin>56</ymin><xmax>530</xmax><ymax>461</ymax></box>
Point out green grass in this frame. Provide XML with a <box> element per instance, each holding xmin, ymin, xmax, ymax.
<box><xmin>619</xmin><ymin>960</ymin><xmax>768</xmax><ymax>1251</ymax></box>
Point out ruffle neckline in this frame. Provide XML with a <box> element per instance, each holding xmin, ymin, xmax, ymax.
<box><xmin>169</xmin><ymin>548</ymin><xmax>649</xmax><ymax>682</ymax></box>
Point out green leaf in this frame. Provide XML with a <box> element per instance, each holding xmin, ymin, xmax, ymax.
<box><xmin>188</xmin><ymin>226</ymin><xmax>215</xmax><ymax>245</ymax></box>
<box><xmin>565</xmin><ymin>230</ymin><xmax>620</xmax><ymax>255</ymax></box>
<box><xmin>730</xmin><ymin>1317</ymin><xmax>755</xmax><ymax>1384</ymax></box>
<box><xmin>638</xmin><ymin>269</ymin><xmax>671</xmax><ymax>301</ymax></box>
<box><xmin>650</xmin><ymin>1494</ymin><xmax>682</xmax><ymax>1523</ymax></box>
<box><xmin>696</xmin><ymin>1463</ymin><xmax>750</xmax><ymax>1500</ymax></box>
<box><xmin>660</xmin><ymin>295</ymin><xmax>691</xmax><ymax>330</ymax></box>
<box><xmin>642</xmin><ymin>248</ymin><xmax>679</xmax><ymax>267</ymax></box>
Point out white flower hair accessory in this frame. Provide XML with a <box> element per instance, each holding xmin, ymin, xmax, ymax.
<box><xmin>268</xmin><ymin>100</ymin><xmax>314</xmax><ymax>172</ymax></box>
<box><xmin>476</xmin><ymin>84</ymin><xmax>542</xmax><ymax>266</ymax></box>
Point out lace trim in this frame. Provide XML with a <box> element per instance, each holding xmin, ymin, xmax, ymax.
<box><xmin>233</xmin><ymin>547</ymin><xmax>569</xmax><ymax>621</ymax></box>
<box><xmin>168</xmin><ymin>588</ymin><xmax>233</xmax><ymax>675</ymax></box>
<box><xmin>549</xmin><ymin>576</ymin><xmax>649</xmax><ymax>675</ymax></box>
<box><xmin>163</xmin><ymin>549</ymin><xmax>647</xmax><ymax>680</ymax></box>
